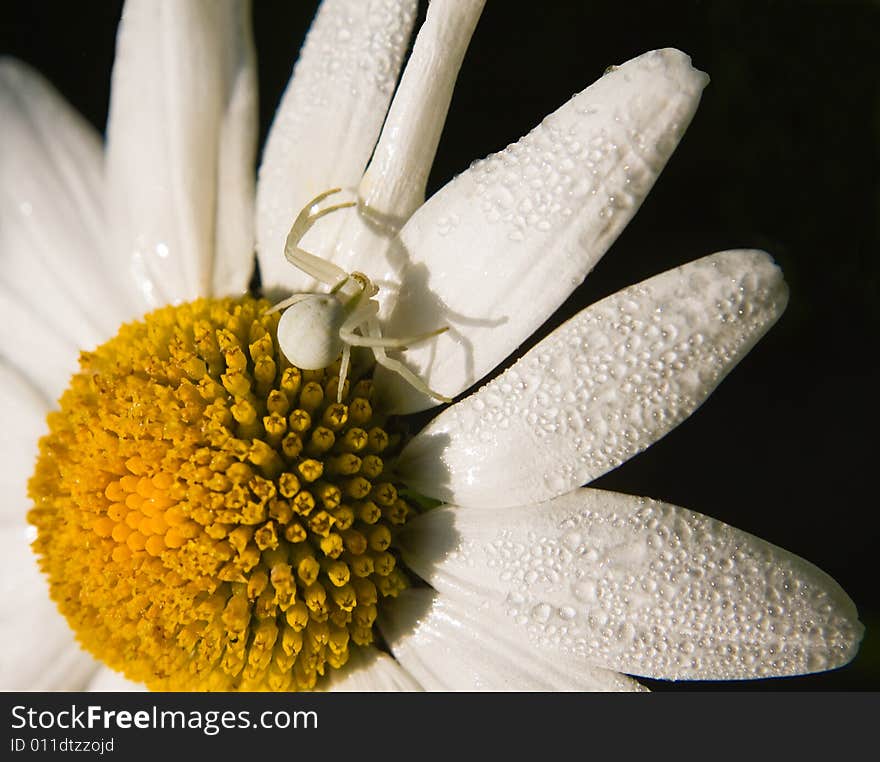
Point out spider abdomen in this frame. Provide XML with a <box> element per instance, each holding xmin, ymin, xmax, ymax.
<box><xmin>277</xmin><ymin>294</ymin><xmax>345</xmax><ymax>369</ymax></box>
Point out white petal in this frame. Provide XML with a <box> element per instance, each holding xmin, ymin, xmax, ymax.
<box><xmin>0</xmin><ymin>60</ymin><xmax>135</xmax><ymax>348</ymax></box>
<box><xmin>398</xmin><ymin>250</ymin><xmax>788</xmax><ymax>508</ymax></box>
<box><xmin>106</xmin><ymin>0</ymin><xmax>257</xmax><ymax>306</ymax></box>
<box><xmin>380</xmin><ymin>588</ymin><xmax>645</xmax><ymax>691</ymax></box>
<box><xmin>376</xmin><ymin>49</ymin><xmax>710</xmax><ymax>412</ymax></box>
<box><xmin>255</xmin><ymin>0</ymin><xmax>417</xmax><ymax>293</ymax></box>
<box><xmin>210</xmin><ymin>7</ymin><xmax>258</xmax><ymax>297</ymax></box>
<box><xmin>0</xmin><ymin>362</ymin><xmax>98</xmax><ymax>689</ymax></box>
<box><xmin>397</xmin><ymin>490</ymin><xmax>863</xmax><ymax>681</ymax></box>
<box><xmin>0</xmin><ymin>524</ymin><xmax>98</xmax><ymax>690</ymax></box>
<box><xmin>87</xmin><ymin>667</ymin><xmax>147</xmax><ymax>692</ymax></box>
<box><xmin>359</xmin><ymin>0</ymin><xmax>486</xmax><ymax>222</ymax></box>
<box><xmin>0</xmin><ymin>363</ymin><xmax>47</xmax><ymax>524</ymax></box>
<box><xmin>322</xmin><ymin>646</ymin><xmax>422</xmax><ymax>691</ymax></box>
<box><xmin>0</xmin><ymin>288</ymin><xmax>79</xmax><ymax>403</ymax></box>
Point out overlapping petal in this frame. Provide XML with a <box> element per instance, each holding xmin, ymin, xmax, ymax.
<box><xmin>376</xmin><ymin>49</ymin><xmax>709</xmax><ymax>412</ymax></box>
<box><xmin>359</xmin><ymin>0</ymin><xmax>486</xmax><ymax>222</ymax></box>
<box><xmin>256</xmin><ymin>0</ymin><xmax>417</xmax><ymax>293</ymax></box>
<box><xmin>397</xmin><ymin>250</ymin><xmax>788</xmax><ymax>507</ymax></box>
<box><xmin>397</xmin><ymin>489</ymin><xmax>863</xmax><ymax>680</ymax></box>
<box><xmin>323</xmin><ymin>646</ymin><xmax>423</xmax><ymax>691</ymax></box>
<box><xmin>323</xmin><ymin>0</ymin><xmax>486</xmax><ymax>295</ymax></box>
<box><xmin>106</xmin><ymin>0</ymin><xmax>257</xmax><ymax>307</ymax></box>
<box><xmin>380</xmin><ymin>588</ymin><xmax>646</xmax><ymax>690</ymax></box>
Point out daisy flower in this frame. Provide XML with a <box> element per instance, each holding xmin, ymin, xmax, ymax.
<box><xmin>1</xmin><ymin>0</ymin><xmax>863</xmax><ymax>692</ymax></box>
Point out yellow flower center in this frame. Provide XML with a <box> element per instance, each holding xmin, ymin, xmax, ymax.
<box><xmin>28</xmin><ymin>296</ymin><xmax>411</xmax><ymax>691</ymax></box>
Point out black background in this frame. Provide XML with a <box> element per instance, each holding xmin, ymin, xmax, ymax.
<box><xmin>2</xmin><ymin>1</ymin><xmax>877</xmax><ymax>691</ymax></box>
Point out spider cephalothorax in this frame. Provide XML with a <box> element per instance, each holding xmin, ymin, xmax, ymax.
<box><xmin>271</xmin><ymin>189</ymin><xmax>450</xmax><ymax>403</ymax></box>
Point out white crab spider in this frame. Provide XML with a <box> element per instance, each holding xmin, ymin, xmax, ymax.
<box><xmin>270</xmin><ymin>188</ymin><xmax>452</xmax><ymax>404</ymax></box>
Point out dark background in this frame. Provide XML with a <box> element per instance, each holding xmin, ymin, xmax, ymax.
<box><xmin>3</xmin><ymin>1</ymin><xmax>877</xmax><ymax>691</ymax></box>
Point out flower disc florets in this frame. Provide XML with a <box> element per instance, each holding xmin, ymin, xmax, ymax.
<box><xmin>28</xmin><ymin>297</ymin><xmax>412</xmax><ymax>690</ymax></box>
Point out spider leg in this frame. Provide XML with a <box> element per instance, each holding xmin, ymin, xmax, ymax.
<box><xmin>338</xmin><ymin>298</ymin><xmax>381</xmax><ymax>343</ymax></box>
<box><xmin>265</xmin><ymin>293</ymin><xmax>313</xmax><ymax>315</ymax></box>
<box><xmin>337</xmin><ymin>344</ymin><xmax>351</xmax><ymax>404</ymax></box>
<box><xmin>285</xmin><ymin>245</ymin><xmax>350</xmax><ymax>289</ymax></box>
<box><xmin>284</xmin><ymin>188</ymin><xmax>356</xmax><ymax>287</ymax></box>
<box><xmin>363</xmin><ymin>315</ymin><xmax>452</xmax><ymax>404</ymax></box>
<box><xmin>341</xmin><ymin>326</ymin><xmax>449</xmax><ymax>350</ymax></box>
<box><xmin>339</xmin><ymin>300</ymin><xmax>449</xmax><ymax>349</ymax></box>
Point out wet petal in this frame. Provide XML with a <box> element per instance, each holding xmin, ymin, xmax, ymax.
<box><xmin>397</xmin><ymin>489</ymin><xmax>863</xmax><ymax>680</ymax></box>
<box><xmin>359</xmin><ymin>0</ymin><xmax>486</xmax><ymax>222</ymax></box>
<box><xmin>323</xmin><ymin>646</ymin><xmax>422</xmax><ymax>691</ymax></box>
<box><xmin>380</xmin><ymin>588</ymin><xmax>645</xmax><ymax>691</ymax></box>
<box><xmin>106</xmin><ymin>0</ymin><xmax>257</xmax><ymax>306</ymax></box>
<box><xmin>0</xmin><ymin>60</ymin><xmax>136</xmax><ymax>348</ymax></box>
<box><xmin>398</xmin><ymin>250</ymin><xmax>788</xmax><ymax>507</ymax></box>
<box><xmin>377</xmin><ymin>49</ymin><xmax>709</xmax><ymax>412</ymax></box>
<box><xmin>256</xmin><ymin>0</ymin><xmax>417</xmax><ymax>293</ymax></box>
